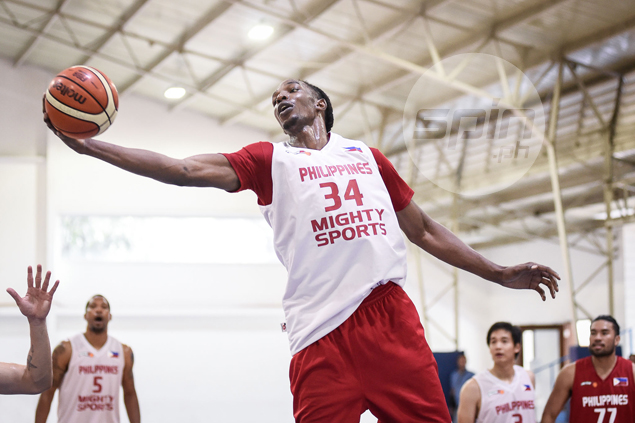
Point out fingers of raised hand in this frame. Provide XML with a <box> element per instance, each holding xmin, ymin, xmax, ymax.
<box><xmin>35</xmin><ymin>264</ymin><xmax>43</xmax><ymax>289</ymax></box>
<box><xmin>6</xmin><ymin>288</ymin><xmax>20</xmax><ymax>305</ymax></box>
<box><xmin>42</xmin><ymin>270</ymin><xmax>52</xmax><ymax>291</ymax></box>
<box><xmin>27</xmin><ymin>265</ymin><xmax>34</xmax><ymax>288</ymax></box>
<box><xmin>49</xmin><ymin>280</ymin><xmax>60</xmax><ymax>297</ymax></box>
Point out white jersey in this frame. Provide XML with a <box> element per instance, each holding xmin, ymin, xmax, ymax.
<box><xmin>58</xmin><ymin>333</ymin><xmax>125</xmax><ymax>423</ymax></box>
<box><xmin>474</xmin><ymin>365</ymin><xmax>536</xmax><ymax>423</ymax></box>
<box><xmin>263</xmin><ymin>134</ymin><xmax>408</xmax><ymax>354</ymax></box>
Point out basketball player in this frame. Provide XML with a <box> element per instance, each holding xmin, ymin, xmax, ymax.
<box><xmin>44</xmin><ymin>79</ymin><xmax>559</xmax><ymax>422</ymax></box>
<box><xmin>457</xmin><ymin>322</ymin><xmax>536</xmax><ymax>423</ymax></box>
<box><xmin>541</xmin><ymin>315</ymin><xmax>635</xmax><ymax>423</ymax></box>
<box><xmin>0</xmin><ymin>265</ymin><xmax>59</xmax><ymax>395</ymax></box>
<box><xmin>34</xmin><ymin>295</ymin><xmax>140</xmax><ymax>423</ymax></box>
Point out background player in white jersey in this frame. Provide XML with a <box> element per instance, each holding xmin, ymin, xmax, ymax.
<box><xmin>458</xmin><ymin>322</ymin><xmax>536</xmax><ymax>423</ymax></box>
<box><xmin>35</xmin><ymin>295</ymin><xmax>140</xmax><ymax>423</ymax></box>
<box><xmin>0</xmin><ymin>265</ymin><xmax>59</xmax><ymax>395</ymax></box>
<box><xmin>44</xmin><ymin>79</ymin><xmax>559</xmax><ymax>423</ymax></box>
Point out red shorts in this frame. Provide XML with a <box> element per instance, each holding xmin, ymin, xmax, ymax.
<box><xmin>289</xmin><ymin>282</ymin><xmax>451</xmax><ymax>423</ymax></box>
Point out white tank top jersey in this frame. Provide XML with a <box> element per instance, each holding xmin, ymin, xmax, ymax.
<box><xmin>474</xmin><ymin>365</ymin><xmax>536</xmax><ymax>423</ymax></box>
<box><xmin>57</xmin><ymin>333</ymin><xmax>124</xmax><ymax>423</ymax></box>
<box><xmin>262</xmin><ymin>133</ymin><xmax>408</xmax><ymax>355</ymax></box>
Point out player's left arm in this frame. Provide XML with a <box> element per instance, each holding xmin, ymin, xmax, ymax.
<box><xmin>121</xmin><ymin>344</ymin><xmax>140</xmax><ymax>423</ymax></box>
<box><xmin>396</xmin><ymin>200</ymin><xmax>560</xmax><ymax>300</ymax></box>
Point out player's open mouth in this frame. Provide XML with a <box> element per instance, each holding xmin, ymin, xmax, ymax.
<box><xmin>278</xmin><ymin>103</ymin><xmax>293</xmax><ymax>115</ymax></box>
<box><xmin>95</xmin><ymin>316</ymin><xmax>103</xmax><ymax>322</ymax></box>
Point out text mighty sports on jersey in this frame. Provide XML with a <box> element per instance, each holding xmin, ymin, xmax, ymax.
<box><xmin>311</xmin><ymin>209</ymin><xmax>387</xmax><ymax>247</ymax></box>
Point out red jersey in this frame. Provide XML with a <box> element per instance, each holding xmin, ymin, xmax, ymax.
<box><xmin>571</xmin><ymin>356</ymin><xmax>635</xmax><ymax>423</ymax></box>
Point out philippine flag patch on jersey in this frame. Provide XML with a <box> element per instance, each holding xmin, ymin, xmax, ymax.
<box><xmin>524</xmin><ymin>384</ymin><xmax>532</xmax><ymax>391</ymax></box>
<box><xmin>109</xmin><ymin>351</ymin><xmax>119</xmax><ymax>358</ymax></box>
<box><xmin>613</xmin><ymin>377</ymin><xmax>629</xmax><ymax>387</ymax></box>
<box><xmin>344</xmin><ymin>146</ymin><xmax>362</xmax><ymax>153</ymax></box>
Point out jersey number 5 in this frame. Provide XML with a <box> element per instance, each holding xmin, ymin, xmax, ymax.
<box><xmin>319</xmin><ymin>180</ymin><xmax>364</xmax><ymax>212</ymax></box>
<box><xmin>93</xmin><ymin>376</ymin><xmax>103</xmax><ymax>393</ymax></box>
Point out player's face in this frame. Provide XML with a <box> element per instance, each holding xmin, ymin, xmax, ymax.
<box><xmin>488</xmin><ymin>329</ymin><xmax>520</xmax><ymax>365</ymax></box>
<box><xmin>589</xmin><ymin>320</ymin><xmax>619</xmax><ymax>357</ymax></box>
<box><xmin>271</xmin><ymin>80</ymin><xmax>322</xmax><ymax>134</ymax></box>
<box><xmin>84</xmin><ymin>296</ymin><xmax>111</xmax><ymax>333</ymax></box>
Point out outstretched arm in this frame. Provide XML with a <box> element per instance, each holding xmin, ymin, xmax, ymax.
<box><xmin>0</xmin><ymin>265</ymin><xmax>60</xmax><ymax>395</ymax></box>
<box><xmin>44</xmin><ymin>112</ymin><xmax>240</xmax><ymax>191</ymax></box>
<box><xmin>397</xmin><ymin>200</ymin><xmax>559</xmax><ymax>300</ymax></box>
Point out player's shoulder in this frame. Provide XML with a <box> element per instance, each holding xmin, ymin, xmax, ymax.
<box><xmin>460</xmin><ymin>376</ymin><xmax>481</xmax><ymax>400</ymax></box>
<box><xmin>53</xmin><ymin>339</ymin><xmax>72</xmax><ymax>354</ymax></box>
<box><xmin>555</xmin><ymin>362</ymin><xmax>576</xmax><ymax>387</ymax></box>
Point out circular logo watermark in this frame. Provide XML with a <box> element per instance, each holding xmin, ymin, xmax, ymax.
<box><xmin>403</xmin><ymin>53</ymin><xmax>545</xmax><ymax>196</ymax></box>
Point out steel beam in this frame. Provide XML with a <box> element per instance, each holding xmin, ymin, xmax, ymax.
<box><xmin>13</xmin><ymin>0</ymin><xmax>68</xmax><ymax>66</ymax></box>
<box><xmin>170</xmin><ymin>0</ymin><xmax>341</xmax><ymax>111</ymax></box>
<box><xmin>78</xmin><ymin>0</ymin><xmax>150</xmax><ymax>66</ymax></box>
<box><xmin>545</xmin><ymin>61</ymin><xmax>578</xmax><ymax>341</ymax></box>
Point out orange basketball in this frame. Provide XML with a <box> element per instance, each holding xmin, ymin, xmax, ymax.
<box><xmin>44</xmin><ymin>66</ymin><xmax>118</xmax><ymax>139</ymax></box>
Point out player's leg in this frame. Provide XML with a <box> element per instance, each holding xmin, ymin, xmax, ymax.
<box><xmin>350</xmin><ymin>283</ymin><xmax>451</xmax><ymax>423</ymax></box>
<box><xmin>290</xmin><ymin>330</ymin><xmax>364</xmax><ymax>423</ymax></box>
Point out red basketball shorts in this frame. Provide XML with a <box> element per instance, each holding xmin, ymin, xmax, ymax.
<box><xmin>289</xmin><ymin>282</ymin><xmax>451</xmax><ymax>423</ymax></box>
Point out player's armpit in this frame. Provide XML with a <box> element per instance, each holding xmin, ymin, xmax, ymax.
<box><xmin>457</xmin><ymin>378</ymin><xmax>480</xmax><ymax>423</ymax></box>
<box><xmin>541</xmin><ymin>363</ymin><xmax>575</xmax><ymax>423</ymax></box>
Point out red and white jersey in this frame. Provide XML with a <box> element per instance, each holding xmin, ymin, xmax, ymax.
<box><xmin>570</xmin><ymin>356</ymin><xmax>635</xmax><ymax>423</ymax></box>
<box><xmin>225</xmin><ymin>133</ymin><xmax>413</xmax><ymax>354</ymax></box>
<box><xmin>474</xmin><ymin>365</ymin><xmax>536</xmax><ymax>423</ymax></box>
<box><xmin>58</xmin><ymin>333</ymin><xmax>124</xmax><ymax>423</ymax></box>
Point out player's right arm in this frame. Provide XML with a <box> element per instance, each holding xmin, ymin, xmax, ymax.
<box><xmin>541</xmin><ymin>363</ymin><xmax>575</xmax><ymax>423</ymax></box>
<box><xmin>35</xmin><ymin>341</ymin><xmax>71</xmax><ymax>423</ymax></box>
<box><xmin>43</xmin><ymin>113</ymin><xmax>240</xmax><ymax>191</ymax></box>
<box><xmin>457</xmin><ymin>378</ymin><xmax>480</xmax><ymax>423</ymax></box>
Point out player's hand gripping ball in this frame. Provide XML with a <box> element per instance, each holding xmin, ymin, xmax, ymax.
<box><xmin>44</xmin><ymin>66</ymin><xmax>118</xmax><ymax>139</ymax></box>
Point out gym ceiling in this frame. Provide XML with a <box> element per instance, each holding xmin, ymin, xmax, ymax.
<box><xmin>1</xmin><ymin>0</ymin><xmax>635</xmax><ymax>249</ymax></box>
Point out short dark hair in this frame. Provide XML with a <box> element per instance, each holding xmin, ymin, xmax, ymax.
<box><xmin>487</xmin><ymin>322</ymin><xmax>522</xmax><ymax>349</ymax></box>
<box><xmin>301</xmin><ymin>80</ymin><xmax>334</xmax><ymax>133</ymax></box>
<box><xmin>85</xmin><ymin>295</ymin><xmax>110</xmax><ymax>312</ymax></box>
<box><xmin>592</xmin><ymin>315</ymin><xmax>620</xmax><ymax>335</ymax></box>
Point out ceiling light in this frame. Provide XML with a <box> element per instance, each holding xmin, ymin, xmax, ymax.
<box><xmin>593</xmin><ymin>208</ymin><xmax>635</xmax><ymax>220</ymax></box>
<box><xmin>248</xmin><ymin>24</ymin><xmax>274</xmax><ymax>40</ymax></box>
<box><xmin>164</xmin><ymin>87</ymin><xmax>186</xmax><ymax>99</ymax></box>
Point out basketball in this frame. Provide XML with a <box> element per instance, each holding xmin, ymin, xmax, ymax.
<box><xmin>44</xmin><ymin>66</ymin><xmax>118</xmax><ymax>139</ymax></box>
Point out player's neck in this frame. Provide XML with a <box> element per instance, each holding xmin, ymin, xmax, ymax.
<box><xmin>490</xmin><ymin>362</ymin><xmax>516</xmax><ymax>383</ymax></box>
<box><xmin>591</xmin><ymin>354</ymin><xmax>617</xmax><ymax>379</ymax></box>
<box><xmin>287</xmin><ymin>121</ymin><xmax>329</xmax><ymax>150</ymax></box>
<box><xmin>84</xmin><ymin>329</ymin><xmax>108</xmax><ymax>350</ymax></box>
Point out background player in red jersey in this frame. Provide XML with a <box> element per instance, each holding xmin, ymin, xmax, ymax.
<box><xmin>457</xmin><ymin>322</ymin><xmax>536</xmax><ymax>423</ymax></box>
<box><xmin>0</xmin><ymin>265</ymin><xmax>59</xmax><ymax>395</ymax></box>
<box><xmin>541</xmin><ymin>315</ymin><xmax>635</xmax><ymax>423</ymax></box>
<box><xmin>44</xmin><ymin>79</ymin><xmax>559</xmax><ymax>423</ymax></box>
<box><xmin>35</xmin><ymin>295</ymin><xmax>140</xmax><ymax>423</ymax></box>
